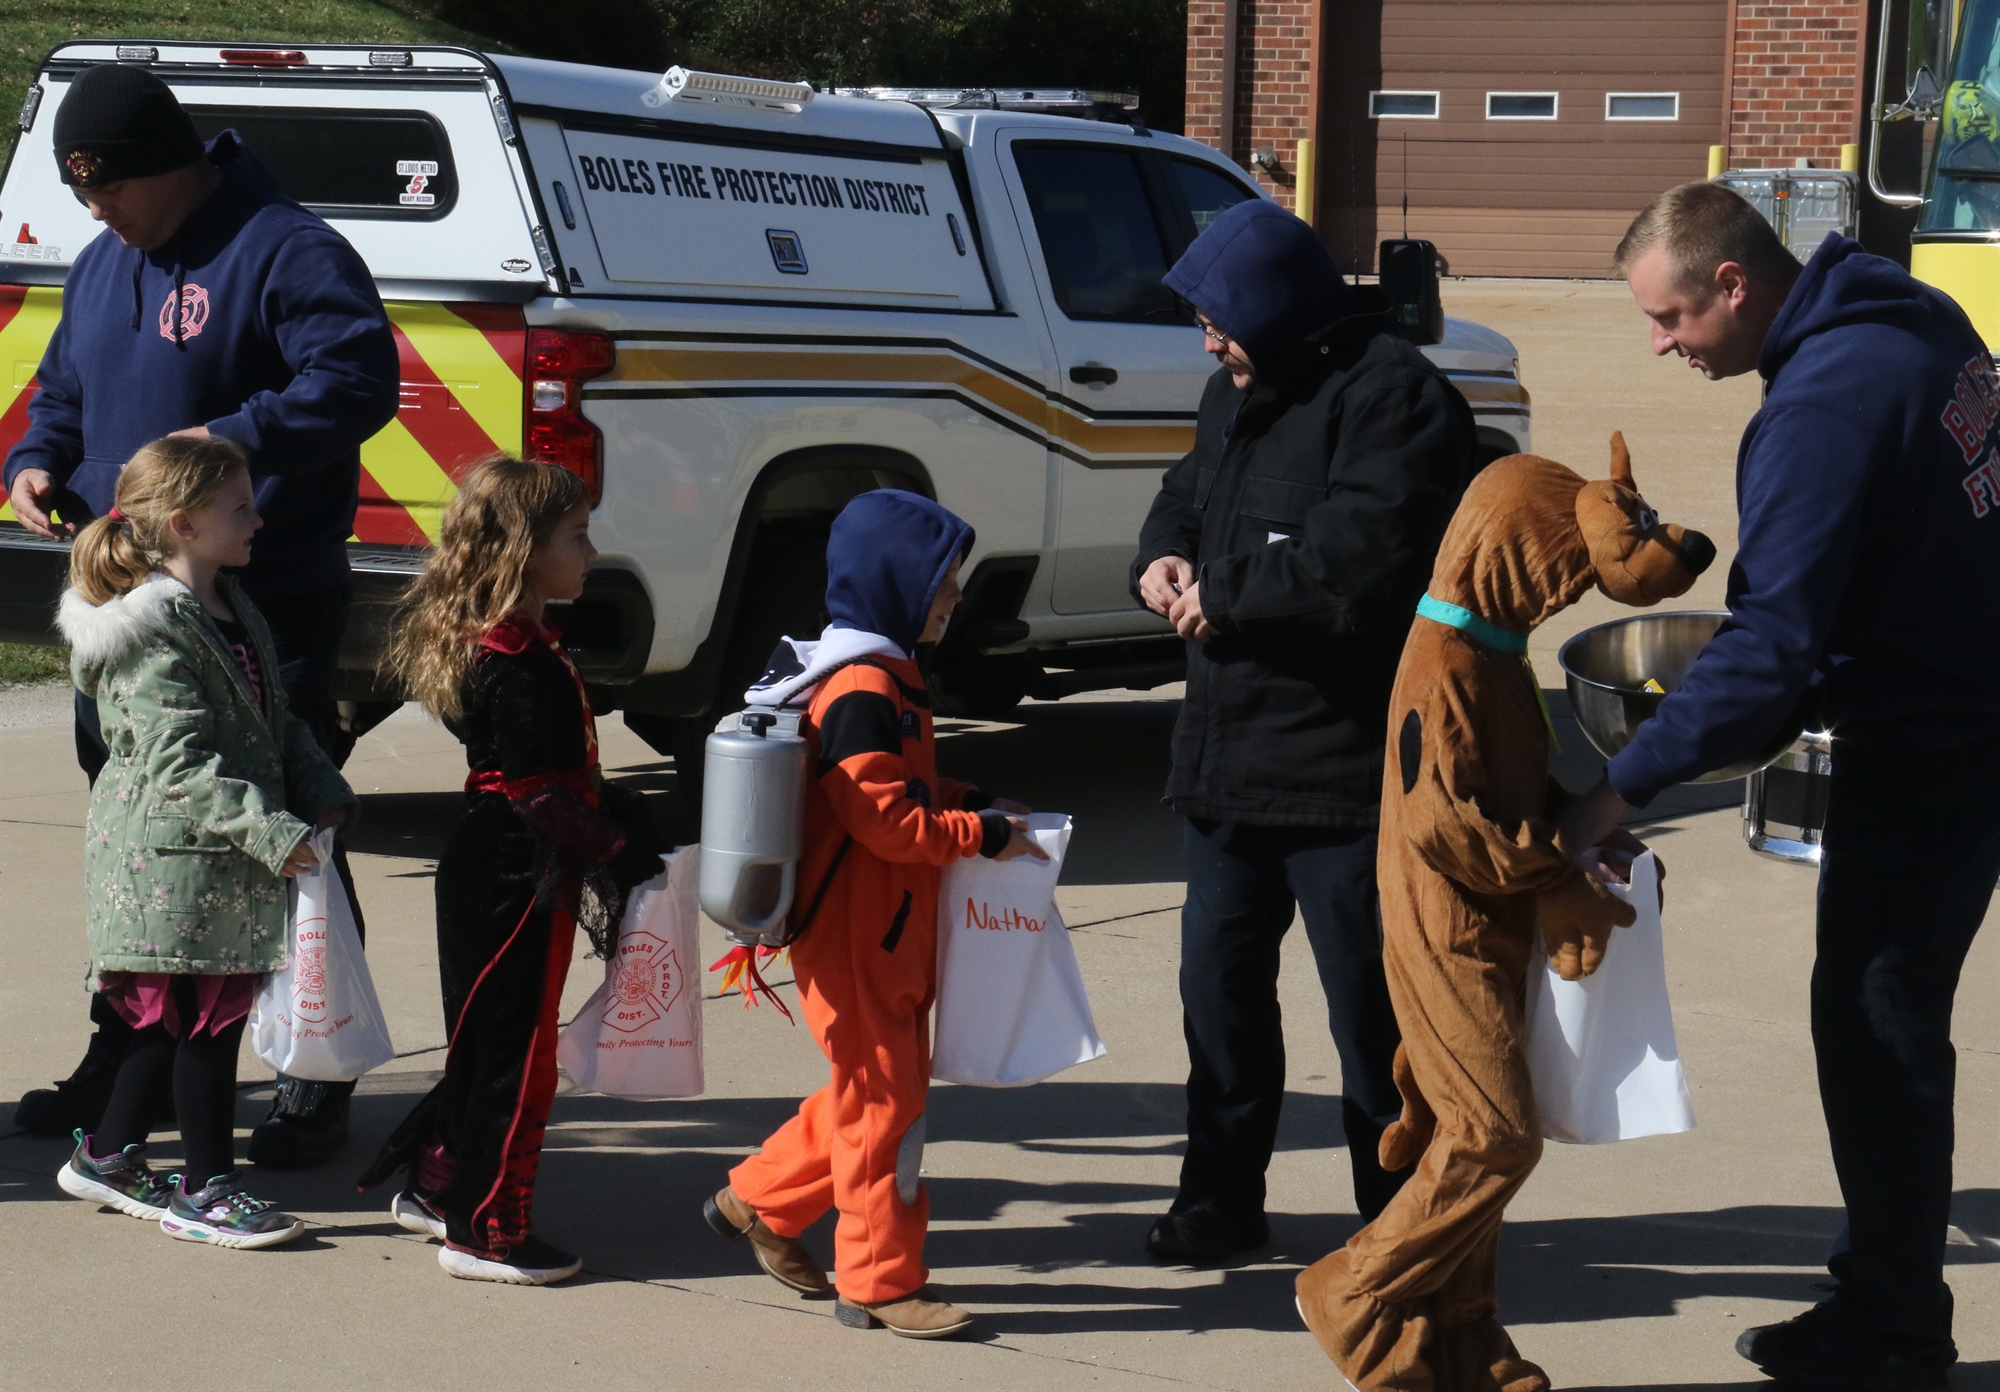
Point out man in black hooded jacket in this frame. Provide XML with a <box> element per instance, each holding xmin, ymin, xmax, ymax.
<box><xmin>1131</xmin><ymin>200</ymin><xmax>1475</xmax><ymax>1259</ymax></box>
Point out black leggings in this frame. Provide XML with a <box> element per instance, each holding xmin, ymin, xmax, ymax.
<box><xmin>95</xmin><ymin>977</ymin><xmax>248</xmax><ymax>1185</ymax></box>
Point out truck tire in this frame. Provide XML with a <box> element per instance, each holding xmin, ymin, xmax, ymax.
<box><xmin>928</xmin><ymin>652</ymin><xmax>1033</xmax><ymax>720</ymax></box>
<box><xmin>625</xmin><ymin>520</ymin><xmax>829</xmax><ymax>814</ymax></box>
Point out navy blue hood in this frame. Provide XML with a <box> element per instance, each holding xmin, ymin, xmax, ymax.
<box><xmin>1162</xmin><ymin>199</ymin><xmax>1354</xmax><ymax>386</ymax></box>
<box><xmin>825</xmin><ymin>490</ymin><xmax>974</xmax><ymax>651</ymax></box>
<box><xmin>1758</xmin><ymin>233</ymin><xmax>1934</xmax><ymax>380</ymax></box>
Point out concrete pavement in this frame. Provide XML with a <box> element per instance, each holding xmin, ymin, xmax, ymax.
<box><xmin>4</xmin><ymin>280</ymin><xmax>1999</xmax><ymax>1391</ymax></box>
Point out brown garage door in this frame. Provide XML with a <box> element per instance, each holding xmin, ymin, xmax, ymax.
<box><xmin>1319</xmin><ymin>0</ymin><xmax>1726</xmax><ymax>278</ymax></box>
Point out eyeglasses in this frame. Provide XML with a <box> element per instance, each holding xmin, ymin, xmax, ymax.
<box><xmin>1199</xmin><ymin>323</ymin><xmax>1228</xmax><ymax>344</ymax></box>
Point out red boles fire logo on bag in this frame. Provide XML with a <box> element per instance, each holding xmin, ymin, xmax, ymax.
<box><xmin>600</xmin><ymin>930</ymin><xmax>684</xmax><ymax>1033</ymax></box>
<box><xmin>292</xmin><ymin>919</ymin><xmax>330</xmax><ymax>1022</ymax></box>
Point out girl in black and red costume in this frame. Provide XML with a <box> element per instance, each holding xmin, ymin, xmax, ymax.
<box><xmin>360</xmin><ymin>458</ymin><xmax>662</xmax><ymax>1285</ymax></box>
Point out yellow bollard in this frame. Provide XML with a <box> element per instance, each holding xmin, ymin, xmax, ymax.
<box><xmin>1708</xmin><ymin>145</ymin><xmax>1727</xmax><ymax>179</ymax></box>
<box><xmin>1840</xmin><ymin>142</ymin><xmax>1860</xmax><ymax>173</ymax></box>
<box><xmin>1296</xmin><ymin>137</ymin><xmax>1317</xmax><ymax>228</ymax></box>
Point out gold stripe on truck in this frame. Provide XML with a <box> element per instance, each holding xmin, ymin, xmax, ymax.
<box><xmin>607</xmin><ymin>345</ymin><xmax>1198</xmax><ymax>465</ymax></box>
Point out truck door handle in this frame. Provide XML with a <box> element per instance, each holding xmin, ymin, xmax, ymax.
<box><xmin>1069</xmin><ymin>365</ymin><xmax>1118</xmax><ymax>386</ymax></box>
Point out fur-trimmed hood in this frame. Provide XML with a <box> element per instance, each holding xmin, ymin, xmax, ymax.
<box><xmin>57</xmin><ymin>573</ymin><xmax>189</xmax><ymax>680</ymax></box>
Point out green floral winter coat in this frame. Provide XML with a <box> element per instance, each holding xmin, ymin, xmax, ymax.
<box><xmin>59</xmin><ymin>573</ymin><xmax>356</xmax><ymax>976</ymax></box>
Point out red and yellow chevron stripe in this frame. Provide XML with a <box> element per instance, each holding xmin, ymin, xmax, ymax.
<box><xmin>0</xmin><ymin>289</ymin><xmax>523</xmax><ymax>544</ymax></box>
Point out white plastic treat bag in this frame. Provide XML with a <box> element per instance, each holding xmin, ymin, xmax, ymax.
<box><xmin>250</xmin><ymin>829</ymin><xmax>396</xmax><ymax>1081</ymax></box>
<box><xmin>933</xmin><ymin>813</ymin><xmax>1107</xmax><ymax>1087</ymax></box>
<box><xmin>557</xmin><ymin>846</ymin><xmax>704</xmax><ymax>1099</ymax></box>
<box><xmin>1525</xmin><ymin>849</ymin><xmax>1695</xmax><ymax>1144</ymax></box>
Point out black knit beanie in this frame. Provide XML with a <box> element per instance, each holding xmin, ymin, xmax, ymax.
<box><xmin>53</xmin><ymin>64</ymin><xmax>203</xmax><ymax>188</ymax></box>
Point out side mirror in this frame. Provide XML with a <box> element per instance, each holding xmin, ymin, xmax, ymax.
<box><xmin>1379</xmin><ymin>238</ymin><xmax>1443</xmax><ymax>345</ymax></box>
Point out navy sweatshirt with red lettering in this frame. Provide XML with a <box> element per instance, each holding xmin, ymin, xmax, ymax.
<box><xmin>1609</xmin><ymin>235</ymin><xmax>2000</xmax><ymax>807</ymax></box>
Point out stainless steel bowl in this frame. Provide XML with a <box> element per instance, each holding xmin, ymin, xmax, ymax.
<box><xmin>1557</xmin><ymin>610</ymin><xmax>1800</xmax><ymax>783</ymax></box>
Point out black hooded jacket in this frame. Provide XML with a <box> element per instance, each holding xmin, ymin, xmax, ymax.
<box><xmin>1133</xmin><ymin>204</ymin><xmax>1475</xmax><ymax>827</ymax></box>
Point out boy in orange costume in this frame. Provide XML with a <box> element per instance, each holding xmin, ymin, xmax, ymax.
<box><xmin>1295</xmin><ymin>440</ymin><xmax>1715</xmax><ymax>1390</ymax></box>
<box><xmin>704</xmin><ymin>490</ymin><xmax>1043</xmax><ymax>1339</ymax></box>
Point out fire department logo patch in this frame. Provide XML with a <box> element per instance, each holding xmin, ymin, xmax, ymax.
<box><xmin>64</xmin><ymin>149</ymin><xmax>102</xmax><ymax>185</ymax></box>
<box><xmin>158</xmin><ymin>283</ymin><xmax>211</xmax><ymax>340</ymax></box>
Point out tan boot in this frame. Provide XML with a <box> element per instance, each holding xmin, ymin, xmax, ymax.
<box><xmin>835</xmin><ymin>1288</ymin><xmax>975</xmax><ymax>1339</ymax></box>
<box><xmin>703</xmin><ymin>1186</ymin><xmax>829</xmax><ymax>1294</ymax></box>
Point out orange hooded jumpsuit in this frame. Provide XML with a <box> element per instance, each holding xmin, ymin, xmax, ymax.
<box><xmin>729</xmin><ymin>490</ymin><xmax>1002</xmax><ymax>1306</ymax></box>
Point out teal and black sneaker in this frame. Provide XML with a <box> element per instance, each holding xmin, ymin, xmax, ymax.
<box><xmin>158</xmin><ymin>1171</ymin><xmax>304</xmax><ymax>1249</ymax></box>
<box><xmin>55</xmin><ymin>1129</ymin><xmax>173</xmax><ymax>1220</ymax></box>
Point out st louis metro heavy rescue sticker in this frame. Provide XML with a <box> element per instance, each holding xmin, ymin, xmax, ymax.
<box><xmin>561</xmin><ymin>130</ymin><xmax>989</xmax><ymax>307</ymax></box>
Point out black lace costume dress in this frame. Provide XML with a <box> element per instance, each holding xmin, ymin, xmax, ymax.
<box><xmin>360</xmin><ymin>616</ymin><xmax>660</xmax><ymax>1255</ymax></box>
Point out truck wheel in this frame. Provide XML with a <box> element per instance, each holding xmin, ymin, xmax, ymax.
<box><xmin>625</xmin><ymin>521</ymin><xmax>830</xmax><ymax>815</ymax></box>
<box><xmin>928</xmin><ymin>652</ymin><xmax>1033</xmax><ymax>720</ymax></box>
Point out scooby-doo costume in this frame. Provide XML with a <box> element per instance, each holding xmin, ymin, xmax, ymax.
<box><xmin>361</xmin><ymin>616</ymin><xmax>661</xmax><ymax>1258</ymax></box>
<box><xmin>1296</xmin><ymin>439</ymin><xmax>1714</xmax><ymax>1391</ymax></box>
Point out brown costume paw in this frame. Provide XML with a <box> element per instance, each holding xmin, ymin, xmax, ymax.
<box><xmin>1297</xmin><ymin>1248</ymin><xmax>1435</xmax><ymax>1392</ymax></box>
<box><xmin>1537</xmin><ymin>868</ymin><xmax>1635</xmax><ymax>981</ymax></box>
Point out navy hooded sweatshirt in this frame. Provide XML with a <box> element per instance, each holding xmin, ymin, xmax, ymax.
<box><xmin>1609</xmin><ymin>235</ymin><xmax>2000</xmax><ymax>807</ymax></box>
<box><xmin>825</xmin><ymin>489</ymin><xmax>975</xmax><ymax>651</ymax></box>
<box><xmin>3</xmin><ymin>132</ymin><xmax>400</xmax><ymax>595</ymax></box>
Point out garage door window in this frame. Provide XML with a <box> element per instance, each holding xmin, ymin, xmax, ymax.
<box><xmin>1607</xmin><ymin>93</ymin><xmax>1680</xmax><ymax>121</ymax></box>
<box><xmin>1013</xmin><ymin>144</ymin><xmax>1179</xmax><ymax>323</ymax></box>
<box><xmin>1487</xmin><ymin>92</ymin><xmax>1558</xmax><ymax>120</ymax></box>
<box><xmin>1371</xmin><ymin>91</ymin><xmax>1439</xmax><ymax>119</ymax></box>
<box><xmin>186</xmin><ymin>107</ymin><xmax>455</xmax><ymax>219</ymax></box>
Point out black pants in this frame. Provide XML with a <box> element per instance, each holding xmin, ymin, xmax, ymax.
<box><xmin>95</xmin><ymin>976</ymin><xmax>249</xmax><ymax>1184</ymax></box>
<box><xmin>1176</xmin><ymin>818</ymin><xmax>1410</xmax><ymax>1224</ymax></box>
<box><xmin>1813</xmin><ymin>734</ymin><xmax>2000</xmax><ymax>1350</ymax></box>
<box><xmin>72</xmin><ymin>586</ymin><xmax>361</xmax><ymax>1069</ymax></box>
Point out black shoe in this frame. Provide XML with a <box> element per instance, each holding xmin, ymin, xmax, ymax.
<box><xmin>1145</xmin><ymin>1200</ymin><xmax>1270</xmax><ymax>1262</ymax></box>
<box><xmin>1736</xmin><ymin>1300</ymin><xmax>1954</xmax><ymax>1392</ymax></box>
<box><xmin>246</xmin><ymin>1077</ymin><xmax>352</xmax><ymax>1170</ymax></box>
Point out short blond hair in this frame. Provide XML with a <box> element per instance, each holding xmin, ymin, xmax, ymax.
<box><xmin>69</xmin><ymin>436</ymin><xmax>249</xmax><ymax>604</ymax></box>
<box><xmin>1614</xmin><ymin>181</ymin><xmax>1797</xmax><ymax>291</ymax></box>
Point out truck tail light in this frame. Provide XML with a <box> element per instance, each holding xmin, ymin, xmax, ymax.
<box><xmin>524</xmin><ymin>329</ymin><xmax>614</xmax><ymax>505</ymax></box>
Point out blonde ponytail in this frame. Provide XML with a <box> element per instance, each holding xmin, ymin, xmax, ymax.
<box><xmin>68</xmin><ymin>436</ymin><xmax>249</xmax><ymax>604</ymax></box>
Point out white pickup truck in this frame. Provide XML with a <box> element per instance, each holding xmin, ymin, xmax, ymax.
<box><xmin>0</xmin><ymin>43</ymin><xmax>1530</xmax><ymax>766</ymax></box>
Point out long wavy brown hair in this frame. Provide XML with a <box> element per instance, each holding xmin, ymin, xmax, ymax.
<box><xmin>69</xmin><ymin>436</ymin><xmax>250</xmax><ymax>603</ymax></box>
<box><xmin>384</xmin><ymin>456</ymin><xmax>588</xmax><ymax>722</ymax></box>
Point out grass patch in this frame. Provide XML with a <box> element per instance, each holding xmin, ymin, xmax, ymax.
<box><xmin>2</xmin><ymin>1</ymin><xmax>504</xmax><ymax>168</ymax></box>
<box><xmin>0</xmin><ymin>641</ymin><xmax>68</xmax><ymax>684</ymax></box>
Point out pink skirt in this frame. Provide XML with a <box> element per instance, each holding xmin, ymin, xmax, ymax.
<box><xmin>98</xmin><ymin>972</ymin><xmax>260</xmax><ymax>1038</ymax></box>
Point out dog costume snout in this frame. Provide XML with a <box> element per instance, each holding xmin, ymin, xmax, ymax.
<box><xmin>1677</xmin><ymin>530</ymin><xmax>1717</xmax><ymax>578</ymax></box>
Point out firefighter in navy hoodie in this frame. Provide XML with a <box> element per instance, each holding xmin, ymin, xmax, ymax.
<box><xmin>3</xmin><ymin>64</ymin><xmax>400</xmax><ymax>1163</ymax></box>
<box><xmin>705</xmin><ymin>490</ymin><xmax>1043</xmax><ymax>1340</ymax></box>
<box><xmin>1556</xmin><ymin>182</ymin><xmax>2000</xmax><ymax>1392</ymax></box>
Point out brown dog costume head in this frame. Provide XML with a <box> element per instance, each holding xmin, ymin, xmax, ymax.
<box><xmin>1427</xmin><ymin>432</ymin><xmax>1714</xmax><ymax>633</ymax></box>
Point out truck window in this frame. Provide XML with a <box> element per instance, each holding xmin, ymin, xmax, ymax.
<box><xmin>1012</xmin><ymin>144</ymin><xmax>1179</xmax><ymax>323</ymax></box>
<box><xmin>185</xmin><ymin>107</ymin><xmax>456</xmax><ymax>220</ymax></box>
<box><xmin>1171</xmin><ymin>157</ymin><xmax>1257</xmax><ymax>235</ymax></box>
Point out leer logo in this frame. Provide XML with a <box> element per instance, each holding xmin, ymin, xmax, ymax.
<box><xmin>157</xmin><ymin>283</ymin><xmax>210</xmax><ymax>340</ymax></box>
<box><xmin>600</xmin><ymin>930</ymin><xmax>684</xmax><ymax>1033</ymax></box>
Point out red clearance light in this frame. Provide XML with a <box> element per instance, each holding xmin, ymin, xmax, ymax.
<box><xmin>220</xmin><ymin>49</ymin><xmax>307</xmax><ymax>67</ymax></box>
<box><xmin>524</xmin><ymin>329</ymin><xmax>615</xmax><ymax>505</ymax></box>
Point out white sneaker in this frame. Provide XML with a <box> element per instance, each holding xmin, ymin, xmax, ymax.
<box><xmin>391</xmin><ymin>1189</ymin><xmax>447</xmax><ymax>1239</ymax></box>
<box><xmin>437</xmin><ymin>1234</ymin><xmax>581</xmax><ymax>1285</ymax></box>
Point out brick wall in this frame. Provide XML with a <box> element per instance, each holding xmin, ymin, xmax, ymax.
<box><xmin>1184</xmin><ymin>0</ymin><xmax>1319</xmax><ymax>213</ymax></box>
<box><xmin>1726</xmin><ymin>0</ymin><xmax>1866</xmax><ymax>167</ymax></box>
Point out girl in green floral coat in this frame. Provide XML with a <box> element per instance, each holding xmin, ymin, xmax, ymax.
<box><xmin>52</xmin><ymin>436</ymin><xmax>355</xmax><ymax>1250</ymax></box>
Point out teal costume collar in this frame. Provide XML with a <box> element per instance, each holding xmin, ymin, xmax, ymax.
<box><xmin>1415</xmin><ymin>593</ymin><xmax>1529</xmax><ymax>655</ymax></box>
